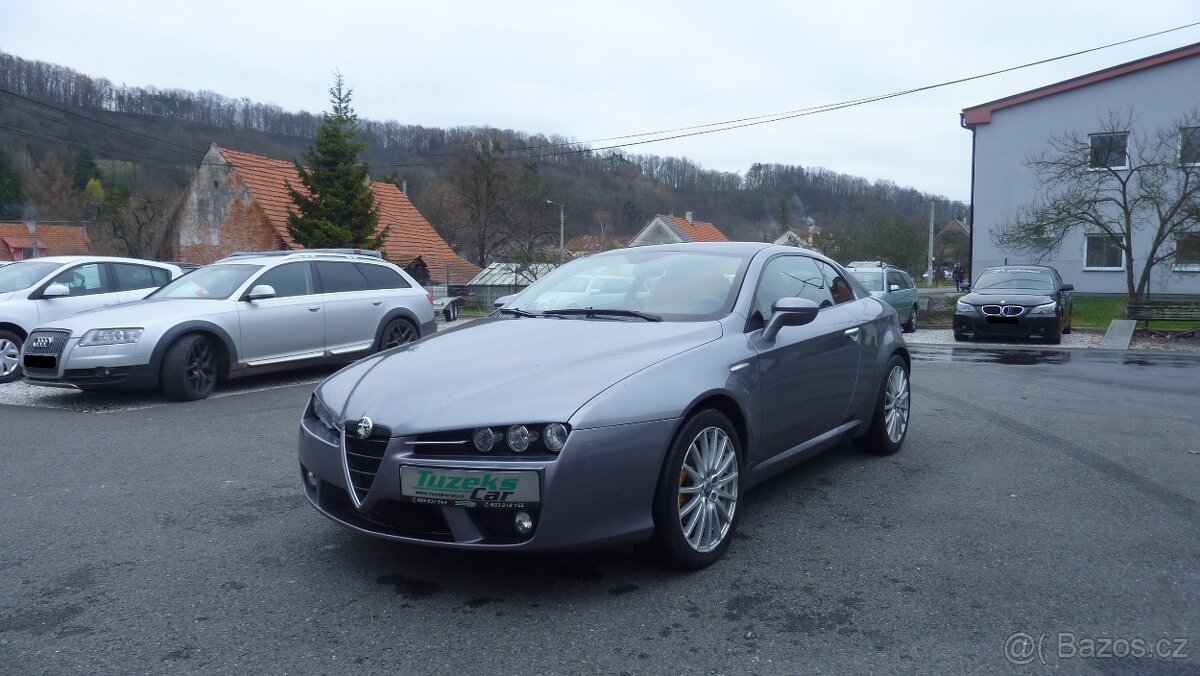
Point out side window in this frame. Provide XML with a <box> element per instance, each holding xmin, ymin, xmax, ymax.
<box><xmin>316</xmin><ymin>262</ymin><xmax>369</xmax><ymax>294</ymax></box>
<box><xmin>754</xmin><ymin>256</ymin><xmax>832</xmax><ymax>321</ymax></box>
<box><xmin>253</xmin><ymin>262</ymin><xmax>314</xmax><ymax>299</ymax></box>
<box><xmin>48</xmin><ymin>263</ymin><xmax>109</xmax><ymax>297</ymax></box>
<box><xmin>816</xmin><ymin>260</ymin><xmax>855</xmax><ymax>305</ymax></box>
<box><xmin>356</xmin><ymin>263</ymin><xmax>411</xmax><ymax>290</ymax></box>
<box><xmin>112</xmin><ymin>263</ymin><xmax>165</xmax><ymax>291</ymax></box>
<box><xmin>902</xmin><ymin>272</ymin><xmax>915</xmax><ymax>289</ymax></box>
<box><xmin>886</xmin><ymin>271</ymin><xmax>903</xmax><ymax>291</ymax></box>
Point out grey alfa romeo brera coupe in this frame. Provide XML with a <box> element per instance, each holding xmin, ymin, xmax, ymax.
<box><xmin>299</xmin><ymin>242</ymin><xmax>911</xmax><ymax>568</ymax></box>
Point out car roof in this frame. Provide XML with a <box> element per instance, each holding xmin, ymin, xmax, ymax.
<box><xmin>6</xmin><ymin>255</ymin><xmax>179</xmax><ymax>267</ymax></box>
<box><xmin>213</xmin><ymin>250</ymin><xmax>389</xmax><ymax>265</ymax></box>
<box><xmin>982</xmin><ymin>265</ymin><xmax>1056</xmax><ymax>273</ymax></box>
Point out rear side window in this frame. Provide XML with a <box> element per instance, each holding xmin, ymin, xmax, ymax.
<box><xmin>315</xmin><ymin>261</ymin><xmax>369</xmax><ymax>293</ymax></box>
<box><xmin>356</xmin><ymin>263</ymin><xmax>411</xmax><ymax>289</ymax></box>
<box><xmin>112</xmin><ymin>263</ymin><xmax>168</xmax><ymax>291</ymax></box>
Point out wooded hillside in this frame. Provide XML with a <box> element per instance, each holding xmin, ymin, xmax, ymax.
<box><xmin>0</xmin><ymin>50</ymin><xmax>968</xmax><ymax>272</ymax></box>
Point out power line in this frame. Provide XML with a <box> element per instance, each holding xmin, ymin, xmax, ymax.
<box><xmin>378</xmin><ymin>20</ymin><xmax>1200</xmax><ymax>168</ymax></box>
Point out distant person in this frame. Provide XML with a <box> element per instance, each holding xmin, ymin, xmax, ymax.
<box><xmin>952</xmin><ymin>262</ymin><xmax>965</xmax><ymax>291</ymax></box>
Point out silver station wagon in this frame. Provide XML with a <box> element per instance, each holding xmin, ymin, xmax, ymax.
<box><xmin>21</xmin><ymin>250</ymin><xmax>436</xmax><ymax>400</ymax></box>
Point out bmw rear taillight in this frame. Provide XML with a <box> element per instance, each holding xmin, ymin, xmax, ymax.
<box><xmin>427</xmin><ymin>293</ymin><xmax>434</xmax><ymax>305</ymax></box>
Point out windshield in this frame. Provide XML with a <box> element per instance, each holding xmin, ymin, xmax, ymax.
<box><xmin>507</xmin><ymin>249</ymin><xmax>750</xmax><ymax>321</ymax></box>
<box><xmin>974</xmin><ymin>268</ymin><xmax>1056</xmax><ymax>292</ymax></box>
<box><xmin>848</xmin><ymin>270</ymin><xmax>883</xmax><ymax>291</ymax></box>
<box><xmin>0</xmin><ymin>261</ymin><xmax>63</xmax><ymax>293</ymax></box>
<box><xmin>147</xmin><ymin>264</ymin><xmax>261</xmax><ymax>299</ymax></box>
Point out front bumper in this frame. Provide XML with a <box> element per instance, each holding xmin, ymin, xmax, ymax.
<box><xmin>298</xmin><ymin>412</ymin><xmax>679</xmax><ymax>551</ymax></box>
<box><xmin>22</xmin><ymin>336</ymin><xmax>158</xmax><ymax>390</ymax></box>
<box><xmin>954</xmin><ymin>311</ymin><xmax>1059</xmax><ymax>339</ymax></box>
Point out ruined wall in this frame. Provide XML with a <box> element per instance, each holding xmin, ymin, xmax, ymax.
<box><xmin>173</xmin><ymin>146</ymin><xmax>282</xmax><ymax>263</ymax></box>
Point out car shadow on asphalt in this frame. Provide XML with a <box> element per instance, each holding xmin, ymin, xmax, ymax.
<box><xmin>324</xmin><ymin>442</ymin><xmax>872</xmax><ymax>603</ymax></box>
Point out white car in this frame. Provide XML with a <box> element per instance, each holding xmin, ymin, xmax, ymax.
<box><xmin>0</xmin><ymin>256</ymin><xmax>184</xmax><ymax>383</ymax></box>
<box><xmin>20</xmin><ymin>250</ymin><xmax>437</xmax><ymax>400</ymax></box>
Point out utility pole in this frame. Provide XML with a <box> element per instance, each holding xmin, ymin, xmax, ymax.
<box><xmin>546</xmin><ymin>199</ymin><xmax>564</xmax><ymax>262</ymax></box>
<box><xmin>927</xmin><ymin>201</ymin><xmax>935</xmax><ymax>288</ymax></box>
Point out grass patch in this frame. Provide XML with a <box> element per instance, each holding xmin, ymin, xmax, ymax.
<box><xmin>1072</xmin><ymin>296</ymin><xmax>1199</xmax><ymax>330</ymax></box>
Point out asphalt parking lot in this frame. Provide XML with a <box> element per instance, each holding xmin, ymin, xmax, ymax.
<box><xmin>1</xmin><ymin>341</ymin><xmax>1198</xmax><ymax>675</ymax></box>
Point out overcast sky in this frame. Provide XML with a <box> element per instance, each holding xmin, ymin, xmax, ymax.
<box><xmin>2</xmin><ymin>1</ymin><xmax>1199</xmax><ymax>201</ymax></box>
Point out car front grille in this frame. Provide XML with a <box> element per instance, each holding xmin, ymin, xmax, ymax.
<box><xmin>342</xmin><ymin>428</ymin><xmax>391</xmax><ymax>505</ymax></box>
<box><xmin>981</xmin><ymin>304</ymin><xmax>1025</xmax><ymax>317</ymax></box>
<box><xmin>22</xmin><ymin>329</ymin><xmax>70</xmax><ymax>376</ymax></box>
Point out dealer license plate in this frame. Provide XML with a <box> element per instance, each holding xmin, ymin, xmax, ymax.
<box><xmin>400</xmin><ymin>467</ymin><xmax>540</xmax><ymax>508</ymax></box>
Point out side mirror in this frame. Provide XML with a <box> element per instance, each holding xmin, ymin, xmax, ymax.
<box><xmin>247</xmin><ymin>284</ymin><xmax>276</xmax><ymax>301</ymax></box>
<box><xmin>888</xmin><ymin>284</ymin><xmax>901</xmax><ymax>292</ymax></box>
<box><xmin>960</xmin><ymin>282</ymin><xmax>971</xmax><ymax>291</ymax></box>
<box><xmin>493</xmin><ymin>294</ymin><xmax>516</xmax><ymax>308</ymax></box>
<box><xmin>1061</xmin><ymin>283</ymin><xmax>1074</xmax><ymax>292</ymax></box>
<box><xmin>762</xmin><ymin>297</ymin><xmax>820</xmax><ymax>342</ymax></box>
<box><xmin>41</xmin><ymin>283</ymin><xmax>71</xmax><ymax>298</ymax></box>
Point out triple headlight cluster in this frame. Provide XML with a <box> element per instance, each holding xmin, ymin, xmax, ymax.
<box><xmin>472</xmin><ymin>424</ymin><xmax>569</xmax><ymax>453</ymax></box>
<box><xmin>80</xmin><ymin>328</ymin><xmax>143</xmax><ymax>346</ymax></box>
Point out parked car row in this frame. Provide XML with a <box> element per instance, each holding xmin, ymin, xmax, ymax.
<box><xmin>2</xmin><ymin>250</ymin><xmax>436</xmax><ymax>399</ymax></box>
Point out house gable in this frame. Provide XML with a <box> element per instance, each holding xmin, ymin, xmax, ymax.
<box><xmin>630</xmin><ymin>213</ymin><xmax>728</xmax><ymax>247</ymax></box>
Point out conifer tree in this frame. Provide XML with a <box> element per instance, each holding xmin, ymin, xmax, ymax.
<box><xmin>286</xmin><ymin>74</ymin><xmax>380</xmax><ymax>249</ymax></box>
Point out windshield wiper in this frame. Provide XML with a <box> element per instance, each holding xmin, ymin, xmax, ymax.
<box><xmin>542</xmin><ymin>308</ymin><xmax>662</xmax><ymax>322</ymax></box>
<box><xmin>498</xmin><ymin>307</ymin><xmax>538</xmax><ymax>318</ymax></box>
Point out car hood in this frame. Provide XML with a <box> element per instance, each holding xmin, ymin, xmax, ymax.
<box><xmin>41</xmin><ymin>298</ymin><xmax>235</xmax><ymax>335</ymax></box>
<box><xmin>960</xmin><ymin>289</ymin><xmax>1054</xmax><ymax>305</ymax></box>
<box><xmin>318</xmin><ymin>317</ymin><xmax>722</xmax><ymax>433</ymax></box>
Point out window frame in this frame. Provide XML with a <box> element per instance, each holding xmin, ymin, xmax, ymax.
<box><xmin>41</xmin><ymin>262</ymin><xmax>113</xmax><ymax>298</ymax></box>
<box><xmin>1088</xmin><ymin>132</ymin><xmax>1129</xmax><ymax>171</ymax></box>
<box><xmin>248</xmin><ymin>261</ymin><xmax>317</xmax><ymax>299</ymax></box>
<box><xmin>1180</xmin><ymin>127</ymin><xmax>1200</xmax><ymax>167</ymax></box>
<box><xmin>1172</xmin><ymin>231</ymin><xmax>1200</xmax><ymax>272</ymax></box>
<box><xmin>1083</xmin><ymin>232</ymin><xmax>1126</xmax><ymax>271</ymax></box>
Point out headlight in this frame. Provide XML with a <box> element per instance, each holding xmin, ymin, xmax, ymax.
<box><xmin>1029</xmin><ymin>302</ymin><xmax>1058</xmax><ymax>315</ymax></box>
<box><xmin>543</xmin><ymin>423</ymin><xmax>569</xmax><ymax>452</ymax></box>
<box><xmin>955</xmin><ymin>301</ymin><xmax>975</xmax><ymax>313</ymax></box>
<box><xmin>311</xmin><ymin>394</ymin><xmax>340</xmax><ymax>434</ymax></box>
<box><xmin>79</xmin><ymin>328</ymin><xmax>143</xmax><ymax>346</ymax></box>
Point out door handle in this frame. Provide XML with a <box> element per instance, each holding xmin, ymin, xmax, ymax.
<box><xmin>372</xmin><ymin>300</ymin><xmax>383</xmax><ymax>306</ymax></box>
<box><xmin>844</xmin><ymin>327</ymin><xmax>860</xmax><ymax>342</ymax></box>
<box><xmin>308</xmin><ymin>305</ymin><xmax>320</xmax><ymax>312</ymax></box>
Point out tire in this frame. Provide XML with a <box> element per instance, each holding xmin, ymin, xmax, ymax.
<box><xmin>161</xmin><ymin>334</ymin><xmax>219</xmax><ymax>401</ymax></box>
<box><xmin>953</xmin><ymin>330</ymin><xmax>969</xmax><ymax>342</ymax></box>
<box><xmin>378</xmin><ymin>318</ymin><xmax>418</xmax><ymax>351</ymax></box>
<box><xmin>1062</xmin><ymin>309</ymin><xmax>1073</xmax><ymax>334</ymax></box>
<box><xmin>0</xmin><ymin>330</ymin><xmax>23</xmax><ymax>384</ymax></box>
<box><xmin>855</xmin><ymin>355</ymin><xmax>910</xmax><ymax>456</ymax></box>
<box><xmin>901</xmin><ymin>306</ymin><xmax>917</xmax><ymax>333</ymax></box>
<box><xmin>1045</xmin><ymin>316</ymin><xmax>1063</xmax><ymax>345</ymax></box>
<box><xmin>648</xmin><ymin>410</ymin><xmax>742</xmax><ymax>570</ymax></box>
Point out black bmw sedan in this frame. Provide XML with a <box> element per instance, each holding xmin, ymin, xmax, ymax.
<box><xmin>953</xmin><ymin>265</ymin><xmax>1074</xmax><ymax>344</ymax></box>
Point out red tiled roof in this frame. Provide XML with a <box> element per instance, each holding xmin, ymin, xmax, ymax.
<box><xmin>372</xmin><ymin>182</ymin><xmax>481</xmax><ymax>285</ymax></box>
<box><xmin>962</xmin><ymin>41</ymin><xmax>1200</xmax><ymax>126</ymax></box>
<box><xmin>215</xmin><ymin>147</ymin><xmax>479</xmax><ymax>284</ymax></box>
<box><xmin>665</xmin><ymin>214</ymin><xmax>728</xmax><ymax>242</ymax></box>
<box><xmin>0</xmin><ymin>222</ymin><xmax>90</xmax><ymax>260</ymax></box>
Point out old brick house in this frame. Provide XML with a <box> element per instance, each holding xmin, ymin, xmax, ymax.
<box><xmin>171</xmin><ymin>144</ymin><xmax>480</xmax><ymax>284</ymax></box>
<box><xmin>0</xmin><ymin>222</ymin><xmax>90</xmax><ymax>261</ymax></box>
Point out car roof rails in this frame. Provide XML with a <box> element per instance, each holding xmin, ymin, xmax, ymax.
<box><xmin>219</xmin><ymin>249</ymin><xmax>384</xmax><ymax>261</ymax></box>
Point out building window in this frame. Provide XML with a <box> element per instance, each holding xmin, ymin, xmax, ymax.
<box><xmin>1174</xmin><ymin>232</ymin><xmax>1200</xmax><ymax>271</ymax></box>
<box><xmin>1084</xmin><ymin>233</ymin><xmax>1124</xmax><ymax>270</ymax></box>
<box><xmin>1181</xmin><ymin>127</ymin><xmax>1200</xmax><ymax>166</ymax></box>
<box><xmin>1089</xmin><ymin>132</ymin><xmax>1128</xmax><ymax>169</ymax></box>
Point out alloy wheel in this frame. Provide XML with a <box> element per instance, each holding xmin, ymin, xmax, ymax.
<box><xmin>0</xmin><ymin>338</ymin><xmax>19</xmax><ymax>377</ymax></box>
<box><xmin>186</xmin><ymin>340</ymin><xmax>216</xmax><ymax>395</ymax></box>
<box><xmin>384</xmin><ymin>321</ymin><xmax>416</xmax><ymax>349</ymax></box>
<box><xmin>884</xmin><ymin>365</ymin><xmax>910</xmax><ymax>443</ymax></box>
<box><xmin>677</xmin><ymin>426</ymin><xmax>739</xmax><ymax>553</ymax></box>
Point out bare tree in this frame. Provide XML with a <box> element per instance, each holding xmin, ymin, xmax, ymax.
<box><xmin>448</xmin><ymin>138</ymin><xmax>512</xmax><ymax>267</ymax></box>
<box><xmin>98</xmin><ymin>195</ymin><xmax>171</xmax><ymax>259</ymax></box>
<box><xmin>994</xmin><ymin>111</ymin><xmax>1200</xmax><ymax>300</ymax></box>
